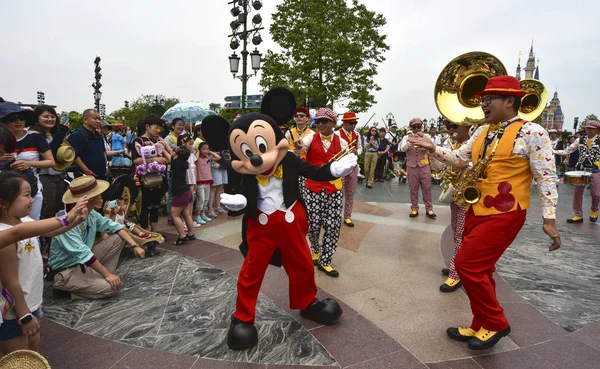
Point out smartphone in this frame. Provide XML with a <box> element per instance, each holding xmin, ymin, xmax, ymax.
<box><xmin>107</xmin><ymin>200</ymin><xmax>117</xmax><ymax>209</ymax></box>
<box><xmin>61</xmin><ymin>114</ymin><xmax>69</xmax><ymax>125</ymax></box>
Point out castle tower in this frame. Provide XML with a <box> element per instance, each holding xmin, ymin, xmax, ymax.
<box><xmin>515</xmin><ymin>52</ymin><xmax>522</xmax><ymax>81</ymax></box>
<box><xmin>534</xmin><ymin>58</ymin><xmax>540</xmax><ymax>80</ymax></box>
<box><xmin>524</xmin><ymin>41</ymin><xmax>536</xmax><ymax>79</ymax></box>
<box><xmin>541</xmin><ymin>91</ymin><xmax>565</xmax><ymax>131</ymax></box>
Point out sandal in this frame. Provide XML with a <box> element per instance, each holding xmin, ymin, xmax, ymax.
<box><xmin>174</xmin><ymin>237</ymin><xmax>187</xmax><ymax>245</ymax></box>
<box><xmin>184</xmin><ymin>234</ymin><xmax>197</xmax><ymax>241</ymax></box>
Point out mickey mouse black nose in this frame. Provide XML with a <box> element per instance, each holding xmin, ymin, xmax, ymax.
<box><xmin>250</xmin><ymin>155</ymin><xmax>263</xmax><ymax>167</ymax></box>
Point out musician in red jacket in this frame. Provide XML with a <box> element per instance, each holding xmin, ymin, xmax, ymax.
<box><xmin>295</xmin><ymin>108</ymin><xmax>348</xmax><ymax>277</ymax></box>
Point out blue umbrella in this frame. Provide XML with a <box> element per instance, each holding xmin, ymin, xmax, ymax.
<box><xmin>161</xmin><ymin>102</ymin><xmax>217</xmax><ymax>124</ymax></box>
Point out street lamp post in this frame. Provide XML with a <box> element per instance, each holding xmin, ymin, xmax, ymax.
<box><xmin>36</xmin><ymin>91</ymin><xmax>45</xmax><ymax>105</ymax></box>
<box><xmin>227</xmin><ymin>0</ymin><xmax>264</xmax><ymax>113</ymax></box>
<box><xmin>99</xmin><ymin>104</ymin><xmax>106</xmax><ymax>119</ymax></box>
<box><xmin>92</xmin><ymin>56</ymin><xmax>102</xmax><ymax>112</ymax></box>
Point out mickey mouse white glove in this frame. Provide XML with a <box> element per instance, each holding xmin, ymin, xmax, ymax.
<box><xmin>220</xmin><ymin>194</ymin><xmax>247</xmax><ymax>211</ymax></box>
<box><xmin>330</xmin><ymin>153</ymin><xmax>358</xmax><ymax>177</ymax></box>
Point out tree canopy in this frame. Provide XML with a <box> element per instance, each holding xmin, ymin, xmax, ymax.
<box><xmin>110</xmin><ymin>94</ymin><xmax>179</xmax><ymax>128</ymax></box>
<box><xmin>259</xmin><ymin>0</ymin><xmax>389</xmax><ymax>113</ymax></box>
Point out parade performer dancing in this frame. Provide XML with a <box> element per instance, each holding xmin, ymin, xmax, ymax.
<box><xmin>337</xmin><ymin>112</ymin><xmax>363</xmax><ymax>227</ymax></box>
<box><xmin>409</xmin><ymin>76</ymin><xmax>561</xmax><ymax>350</ymax></box>
<box><xmin>204</xmin><ymin>88</ymin><xmax>356</xmax><ymax>350</ymax></box>
<box><xmin>401</xmin><ymin>118</ymin><xmax>436</xmax><ymax>219</ymax></box>
<box><xmin>286</xmin><ymin>106</ymin><xmax>311</xmax><ymax>160</ymax></box>
<box><xmin>554</xmin><ymin>120</ymin><xmax>600</xmax><ymax>223</ymax></box>
<box><xmin>439</xmin><ymin>120</ymin><xmax>473</xmax><ymax>293</ymax></box>
<box><xmin>295</xmin><ymin>108</ymin><xmax>348</xmax><ymax>277</ymax></box>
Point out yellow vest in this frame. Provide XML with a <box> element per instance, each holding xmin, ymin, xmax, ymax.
<box><xmin>469</xmin><ymin>121</ymin><xmax>532</xmax><ymax>216</ymax></box>
<box><xmin>288</xmin><ymin>127</ymin><xmax>308</xmax><ymax>160</ymax></box>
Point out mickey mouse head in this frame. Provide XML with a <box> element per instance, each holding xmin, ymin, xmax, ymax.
<box><xmin>483</xmin><ymin>182</ymin><xmax>516</xmax><ymax>212</ymax></box>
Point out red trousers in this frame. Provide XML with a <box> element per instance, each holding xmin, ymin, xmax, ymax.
<box><xmin>455</xmin><ymin>207</ymin><xmax>526</xmax><ymax>332</ymax></box>
<box><xmin>234</xmin><ymin>202</ymin><xmax>318</xmax><ymax>324</ymax></box>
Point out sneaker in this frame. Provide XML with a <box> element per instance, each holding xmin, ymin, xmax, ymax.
<box><xmin>216</xmin><ymin>207</ymin><xmax>227</xmax><ymax>214</ymax></box>
<box><xmin>207</xmin><ymin>211</ymin><xmax>218</xmax><ymax>218</ymax></box>
<box><xmin>168</xmin><ymin>218</ymin><xmax>174</xmax><ymax>226</ymax></box>
<box><xmin>201</xmin><ymin>214</ymin><xmax>212</xmax><ymax>222</ymax></box>
<box><xmin>195</xmin><ymin>217</ymin><xmax>206</xmax><ymax>225</ymax></box>
<box><xmin>193</xmin><ymin>221</ymin><xmax>202</xmax><ymax>228</ymax></box>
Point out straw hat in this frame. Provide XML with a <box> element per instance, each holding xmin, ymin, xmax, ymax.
<box><xmin>53</xmin><ymin>142</ymin><xmax>76</xmax><ymax>171</ymax></box>
<box><xmin>0</xmin><ymin>350</ymin><xmax>51</xmax><ymax>369</ymax></box>
<box><xmin>63</xmin><ymin>176</ymin><xmax>109</xmax><ymax>204</ymax></box>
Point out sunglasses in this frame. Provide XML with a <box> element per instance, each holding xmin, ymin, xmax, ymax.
<box><xmin>345</xmin><ymin>121</ymin><xmax>357</xmax><ymax>125</ymax></box>
<box><xmin>1</xmin><ymin>113</ymin><xmax>27</xmax><ymax>123</ymax></box>
<box><xmin>317</xmin><ymin>118</ymin><xmax>331</xmax><ymax>124</ymax></box>
<box><xmin>411</xmin><ymin>125</ymin><xmax>422</xmax><ymax>129</ymax></box>
<box><xmin>449</xmin><ymin>124</ymin><xmax>458</xmax><ymax>129</ymax></box>
<box><xmin>295</xmin><ymin>114</ymin><xmax>307</xmax><ymax>118</ymax></box>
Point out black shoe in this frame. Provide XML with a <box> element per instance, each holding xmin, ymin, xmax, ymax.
<box><xmin>409</xmin><ymin>211</ymin><xmax>418</xmax><ymax>218</ymax></box>
<box><xmin>426</xmin><ymin>211</ymin><xmax>437</xmax><ymax>219</ymax></box>
<box><xmin>446</xmin><ymin>327</ymin><xmax>477</xmax><ymax>342</ymax></box>
<box><xmin>441</xmin><ymin>268</ymin><xmax>450</xmax><ymax>276</ymax></box>
<box><xmin>366</xmin><ymin>184</ymin><xmax>373</xmax><ymax>189</ymax></box>
<box><xmin>300</xmin><ymin>298</ymin><xmax>343</xmax><ymax>325</ymax></box>
<box><xmin>566</xmin><ymin>216</ymin><xmax>583</xmax><ymax>223</ymax></box>
<box><xmin>317</xmin><ymin>264</ymin><xmax>340</xmax><ymax>278</ymax></box>
<box><xmin>227</xmin><ymin>315</ymin><xmax>258</xmax><ymax>350</ymax></box>
<box><xmin>468</xmin><ymin>326</ymin><xmax>511</xmax><ymax>350</ymax></box>
<box><xmin>53</xmin><ymin>288</ymin><xmax>71</xmax><ymax>299</ymax></box>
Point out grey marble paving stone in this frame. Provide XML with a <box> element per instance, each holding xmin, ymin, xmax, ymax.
<box><xmin>74</xmin><ymin>296</ymin><xmax>168</xmax><ymax>340</ymax></box>
<box><xmin>160</xmin><ymin>294</ymin><xmax>238</xmax><ymax>334</ymax></box>
<box><xmin>152</xmin><ymin>329</ymin><xmax>261</xmax><ymax>362</ymax></box>
<box><xmin>497</xmin><ymin>217</ymin><xmax>600</xmax><ymax>331</ymax></box>
<box><xmin>43</xmin><ymin>247</ymin><xmax>337</xmax><ymax>366</ymax></box>
<box><xmin>42</xmin><ymin>285</ymin><xmax>94</xmax><ymax>328</ymax></box>
<box><xmin>256</xmin><ymin>321</ymin><xmax>336</xmax><ymax>366</ymax></box>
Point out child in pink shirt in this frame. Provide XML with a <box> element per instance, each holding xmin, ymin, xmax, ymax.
<box><xmin>195</xmin><ymin>142</ymin><xmax>221</xmax><ymax>224</ymax></box>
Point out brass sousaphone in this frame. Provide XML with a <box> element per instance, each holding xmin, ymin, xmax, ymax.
<box><xmin>518</xmin><ymin>78</ymin><xmax>548</xmax><ymax>122</ymax></box>
<box><xmin>434</xmin><ymin>51</ymin><xmax>508</xmax><ymax>125</ymax></box>
<box><xmin>434</xmin><ymin>52</ymin><xmax>507</xmax><ymax>204</ymax></box>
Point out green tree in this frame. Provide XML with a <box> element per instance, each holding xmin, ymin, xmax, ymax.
<box><xmin>209</xmin><ymin>103</ymin><xmax>222</xmax><ymax>114</ymax></box>
<box><xmin>259</xmin><ymin>0</ymin><xmax>389</xmax><ymax>113</ymax></box>
<box><xmin>67</xmin><ymin>111</ymin><xmax>83</xmax><ymax>129</ymax></box>
<box><xmin>110</xmin><ymin>94</ymin><xmax>179</xmax><ymax>128</ymax></box>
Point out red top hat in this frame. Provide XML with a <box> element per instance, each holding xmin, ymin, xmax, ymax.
<box><xmin>476</xmin><ymin>75</ymin><xmax>526</xmax><ymax>97</ymax></box>
<box><xmin>341</xmin><ymin>112</ymin><xmax>359</xmax><ymax>122</ymax></box>
<box><xmin>293</xmin><ymin>106</ymin><xmax>310</xmax><ymax>118</ymax></box>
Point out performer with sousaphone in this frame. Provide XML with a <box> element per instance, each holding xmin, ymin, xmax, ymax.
<box><xmin>553</xmin><ymin>119</ymin><xmax>600</xmax><ymax>223</ymax></box>
<box><xmin>295</xmin><ymin>108</ymin><xmax>349</xmax><ymax>277</ymax></box>
<box><xmin>410</xmin><ymin>52</ymin><xmax>561</xmax><ymax>350</ymax></box>
<box><xmin>336</xmin><ymin>112</ymin><xmax>363</xmax><ymax>227</ymax></box>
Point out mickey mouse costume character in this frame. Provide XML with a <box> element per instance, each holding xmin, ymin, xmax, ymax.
<box><xmin>202</xmin><ymin>88</ymin><xmax>357</xmax><ymax>350</ymax></box>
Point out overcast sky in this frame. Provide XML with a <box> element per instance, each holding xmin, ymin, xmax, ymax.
<box><xmin>1</xmin><ymin>0</ymin><xmax>598</xmax><ymax>130</ymax></box>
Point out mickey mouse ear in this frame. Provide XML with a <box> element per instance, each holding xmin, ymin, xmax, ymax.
<box><xmin>200</xmin><ymin>115</ymin><xmax>230</xmax><ymax>151</ymax></box>
<box><xmin>261</xmin><ymin>87</ymin><xmax>296</xmax><ymax>126</ymax></box>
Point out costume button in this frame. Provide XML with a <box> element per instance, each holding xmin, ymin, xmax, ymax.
<box><xmin>275</xmin><ymin>195</ymin><xmax>282</xmax><ymax>201</ymax></box>
<box><xmin>285</xmin><ymin>211</ymin><xmax>295</xmax><ymax>223</ymax></box>
<box><xmin>258</xmin><ymin>213</ymin><xmax>268</xmax><ymax>225</ymax></box>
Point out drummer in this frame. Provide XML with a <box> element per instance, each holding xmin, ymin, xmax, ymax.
<box><xmin>554</xmin><ymin>120</ymin><xmax>600</xmax><ymax>223</ymax></box>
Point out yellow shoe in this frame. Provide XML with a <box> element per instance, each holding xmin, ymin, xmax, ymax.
<box><xmin>426</xmin><ymin>210</ymin><xmax>437</xmax><ymax>219</ymax></box>
<box><xmin>409</xmin><ymin>210</ymin><xmax>418</xmax><ymax>218</ymax></box>
<box><xmin>446</xmin><ymin>327</ymin><xmax>477</xmax><ymax>342</ymax></box>
<box><xmin>590</xmin><ymin>211</ymin><xmax>598</xmax><ymax>222</ymax></box>
<box><xmin>468</xmin><ymin>326</ymin><xmax>511</xmax><ymax>350</ymax></box>
<box><xmin>567</xmin><ymin>216</ymin><xmax>583</xmax><ymax>223</ymax></box>
<box><xmin>317</xmin><ymin>264</ymin><xmax>339</xmax><ymax>277</ymax></box>
<box><xmin>440</xmin><ymin>278</ymin><xmax>462</xmax><ymax>292</ymax></box>
<box><xmin>343</xmin><ymin>218</ymin><xmax>355</xmax><ymax>227</ymax></box>
<box><xmin>312</xmin><ymin>252</ymin><xmax>320</xmax><ymax>266</ymax></box>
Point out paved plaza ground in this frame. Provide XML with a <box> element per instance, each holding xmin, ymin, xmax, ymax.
<box><xmin>40</xmin><ymin>179</ymin><xmax>600</xmax><ymax>368</ymax></box>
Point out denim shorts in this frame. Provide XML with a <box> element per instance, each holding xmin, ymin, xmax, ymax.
<box><xmin>211</xmin><ymin>167</ymin><xmax>228</xmax><ymax>186</ymax></box>
<box><xmin>0</xmin><ymin>308</ymin><xmax>43</xmax><ymax>341</ymax></box>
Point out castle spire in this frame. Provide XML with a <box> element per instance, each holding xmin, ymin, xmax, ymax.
<box><xmin>524</xmin><ymin>40</ymin><xmax>536</xmax><ymax>79</ymax></box>
<box><xmin>516</xmin><ymin>51</ymin><xmax>522</xmax><ymax>81</ymax></box>
<box><xmin>534</xmin><ymin>58</ymin><xmax>539</xmax><ymax>80</ymax></box>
